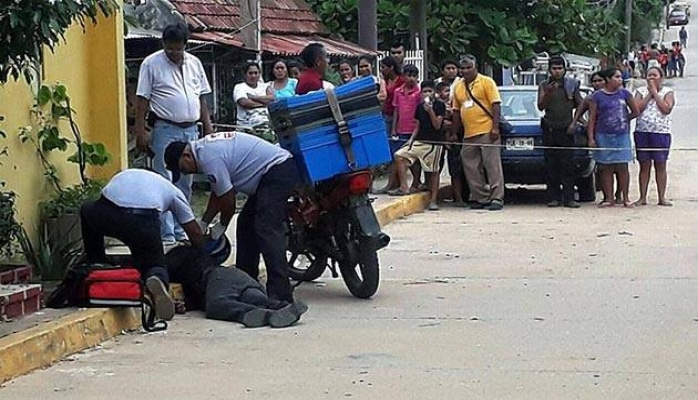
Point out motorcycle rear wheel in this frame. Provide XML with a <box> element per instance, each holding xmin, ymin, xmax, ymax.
<box><xmin>287</xmin><ymin>251</ymin><xmax>327</xmax><ymax>282</ymax></box>
<box><xmin>338</xmin><ymin>233</ymin><xmax>380</xmax><ymax>299</ymax></box>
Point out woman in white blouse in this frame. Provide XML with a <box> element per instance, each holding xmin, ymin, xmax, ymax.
<box><xmin>633</xmin><ymin>66</ymin><xmax>676</xmax><ymax>206</ymax></box>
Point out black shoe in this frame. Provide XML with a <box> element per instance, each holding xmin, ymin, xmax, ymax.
<box><xmin>145</xmin><ymin>276</ymin><xmax>175</xmax><ymax>321</ymax></box>
<box><xmin>293</xmin><ymin>300</ymin><xmax>309</xmax><ymax>315</ymax></box>
<box><xmin>268</xmin><ymin>301</ymin><xmax>308</xmax><ymax>328</ymax></box>
<box><xmin>487</xmin><ymin>201</ymin><xmax>503</xmax><ymax>211</ymax></box>
<box><xmin>563</xmin><ymin>201</ymin><xmax>580</xmax><ymax>208</ymax></box>
<box><xmin>241</xmin><ymin>308</ymin><xmax>270</xmax><ymax>328</ymax></box>
<box><xmin>547</xmin><ymin>200</ymin><xmax>561</xmax><ymax>207</ymax></box>
<box><xmin>469</xmin><ymin>202</ymin><xmax>487</xmax><ymax>210</ymax></box>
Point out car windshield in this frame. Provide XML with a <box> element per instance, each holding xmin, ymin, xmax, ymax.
<box><xmin>671</xmin><ymin>11</ymin><xmax>686</xmax><ymax>16</ymax></box>
<box><xmin>500</xmin><ymin>90</ymin><xmax>542</xmax><ymax>120</ymax></box>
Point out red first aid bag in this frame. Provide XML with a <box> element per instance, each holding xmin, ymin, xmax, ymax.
<box><xmin>82</xmin><ymin>267</ymin><xmax>143</xmax><ymax>307</ymax></box>
<box><xmin>46</xmin><ymin>264</ymin><xmax>167</xmax><ymax>332</ymax></box>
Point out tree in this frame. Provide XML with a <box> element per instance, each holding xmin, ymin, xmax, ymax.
<box><xmin>0</xmin><ymin>0</ymin><xmax>118</xmax><ymax>84</ymax></box>
<box><xmin>308</xmin><ymin>0</ymin><xmax>662</xmax><ymax>73</ymax></box>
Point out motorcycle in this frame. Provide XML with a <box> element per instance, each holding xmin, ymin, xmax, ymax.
<box><xmin>285</xmin><ymin>170</ymin><xmax>391</xmax><ymax>299</ymax></box>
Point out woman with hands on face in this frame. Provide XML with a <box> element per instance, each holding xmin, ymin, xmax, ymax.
<box><xmin>633</xmin><ymin>66</ymin><xmax>676</xmax><ymax>206</ymax></box>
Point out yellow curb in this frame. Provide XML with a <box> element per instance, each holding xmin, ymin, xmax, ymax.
<box><xmin>376</xmin><ymin>192</ymin><xmax>431</xmax><ymax>227</ymax></box>
<box><xmin>0</xmin><ymin>308</ymin><xmax>141</xmax><ymax>384</ymax></box>
<box><xmin>375</xmin><ymin>185</ymin><xmax>452</xmax><ymax>227</ymax></box>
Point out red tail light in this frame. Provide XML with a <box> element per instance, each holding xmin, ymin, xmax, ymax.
<box><xmin>348</xmin><ymin>173</ymin><xmax>372</xmax><ymax>194</ymax></box>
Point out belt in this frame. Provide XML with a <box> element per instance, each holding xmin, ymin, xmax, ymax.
<box><xmin>100</xmin><ymin>196</ymin><xmax>159</xmax><ymax>218</ymax></box>
<box><xmin>154</xmin><ymin>116</ymin><xmax>197</xmax><ymax>128</ymax></box>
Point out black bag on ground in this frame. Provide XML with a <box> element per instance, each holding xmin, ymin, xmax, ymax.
<box><xmin>46</xmin><ymin>263</ymin><xmax>167</xmax><ymax>332</ymax></box>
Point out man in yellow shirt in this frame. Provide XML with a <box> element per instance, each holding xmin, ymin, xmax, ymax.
<box><xmin>451</xmin><ymin>55</ymin><xmax>505</xmax><ymax>210</ymax></box>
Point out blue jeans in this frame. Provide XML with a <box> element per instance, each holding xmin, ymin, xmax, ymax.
<box><xmin>151</xmin><ymin>121</ymin><xmax>199</xmax><ymax>241</ymax></box>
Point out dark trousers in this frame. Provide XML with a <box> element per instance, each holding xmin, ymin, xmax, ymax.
<box><xmin>205</xmin><ymin>267</ymin><xmax>270</xmax><ymax>322</ymax></box>
<box><xmin>236</xmin><ymin>159</ymin><xmax>301</xmax><ymax>303</ymax></box>
<box><xmin>544</xmin><ymin>128</ymin><xmax>576</xmax><ymax>203</ymax></box>
<box><xmin>164</xmin><ymin>246</ymin><xmax>284</xmax><ymax>322</ymax></box>
<box><xmin>80</xmin><ymin>198</ymin><xmax>168</xmax><ymax>285</ymax></box>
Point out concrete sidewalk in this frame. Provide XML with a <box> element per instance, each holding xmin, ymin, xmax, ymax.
<box><xmin>0</xmin><ymin>190</ymin><xmax>438</xmax><ymax>384</ymax></box>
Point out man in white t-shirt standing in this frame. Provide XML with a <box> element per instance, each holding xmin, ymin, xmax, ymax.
<box><xmin>135</xmin><ymin>22</ymin><xmax>213</xmax><ymax>243</ymax></box>
<box><xmin>80</xmin><ymin>169</ymin><xmax>206</xmax><ymax>321</ymax></box>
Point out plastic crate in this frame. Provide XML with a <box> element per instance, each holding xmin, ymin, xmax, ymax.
<box><xmin>279</xmin><ymin>112</ymin><xmax>391</xmax><ymax>183</ymax></box>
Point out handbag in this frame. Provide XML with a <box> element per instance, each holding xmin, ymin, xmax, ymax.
<box><xmin>464</xmin><ymin>81</ymin><xmax>513</xmax><ymax>135</ymax></box>
<box><xmin>46</xmin><ymin>263</ymin><xmax>167</xmax><ymax>332</ymax></box>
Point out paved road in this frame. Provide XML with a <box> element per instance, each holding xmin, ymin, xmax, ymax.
<box><xmin>4</xmin><ymin>28</ymin><xmax>698</xmax><ymax>400</ymax></box>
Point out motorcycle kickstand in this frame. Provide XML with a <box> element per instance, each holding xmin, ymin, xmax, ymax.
<box><xmin>328</xmin><ymin>260</ymin><xmax>339</xmax><ymax>278</ymax></box>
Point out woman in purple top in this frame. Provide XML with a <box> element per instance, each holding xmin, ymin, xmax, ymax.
<box><xmin>587</xmin><ymin>67</ymin><xmax>639</xmax><ymax>208</ymax></box>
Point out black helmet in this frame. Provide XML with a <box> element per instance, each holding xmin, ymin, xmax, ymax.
<box><xmin>203</xmin><ymin>236</ymin><xmax>232</xmax><ymax>265</ymax></box>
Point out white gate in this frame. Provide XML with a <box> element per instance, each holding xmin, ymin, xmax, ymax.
<box><xmin>376</xmin><ymin>49</ymin><xmax>425</xmax><ymax>81</ymax></box>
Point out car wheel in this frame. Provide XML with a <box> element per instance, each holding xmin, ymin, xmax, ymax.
<box><xmin>577</xmin><ymin>174</ymin><xmax>596</xmax><ymax>202</ymax></box>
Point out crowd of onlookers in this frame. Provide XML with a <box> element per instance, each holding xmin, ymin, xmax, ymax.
<box><xmin>231</xmin><ymin>38</ymin><xmax>679</xmax><ymax>212</ymax></box>
<box><xmin>624</xmin><ymin>27</ymin><xmax>689</xmax><ymax>84</ymax></box>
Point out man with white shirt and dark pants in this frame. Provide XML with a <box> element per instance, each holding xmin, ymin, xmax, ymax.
<box><xmin>164</xmin><ymin>132</ymin><xmax>305</xmax><ymax>310</ymax></box>
<box><xmin>135</xmin><ymin>22</ymin><xmax>213</xmax><ymax>243</ymax></box>
<box><xmin>80</xmin><ymin>169</ymin><xmax>205</xmax><ymax>321</ymax></box>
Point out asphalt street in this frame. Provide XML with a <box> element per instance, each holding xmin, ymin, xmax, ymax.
<box><xmin>3</xmin><ymin>23</ymin><xmax>698</xmax><ymax>400</ymax></box>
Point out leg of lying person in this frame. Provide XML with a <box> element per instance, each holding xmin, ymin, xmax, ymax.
<box><xmin>205</xmin><ymin>267</ymin><xmax>262</xmax><ymax>327</ymax></box>
<box><xmin>206</xmin><ymin>266</ymin><xmax>304</xmax><ymax>328</ymax></box>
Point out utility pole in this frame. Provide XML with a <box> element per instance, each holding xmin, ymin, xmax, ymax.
<box><xmin>239</xmin><ymin>0</ymin><xmax>261</xmax><ymax>65</ymax></box>
<box><xmin>358</xmin><ymin>0</ymin><xmax>377</xmax><ymax>51</ymax></box>
<box><xmin>409</xmin><ymin>0</ymin><xmax>428</xmax><ymax>78</ymax></box>
<box><xmin>625</xmin><ymin>0</ymin><xmax>633</xmax><ymax>56</ymax></box>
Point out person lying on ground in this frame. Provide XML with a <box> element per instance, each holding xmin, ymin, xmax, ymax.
<box><xmin>165</xmin><ymin>240</ymin><xmax>308</xmax><ymax>328</ymax></box>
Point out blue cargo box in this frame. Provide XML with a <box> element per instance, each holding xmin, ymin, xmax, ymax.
<box><xmin>269</xmin><ymin>78</ymin><xmax>391</xmax><ymax>183</ymax></box>
<box><xmin>279</xmin><ymin>112</ymin><xmax>392</xmax><ymax>183</ymax></box>
<box><xmin>269</xmin><ymin>77</ymin><xmax>382</xmax><ymax>133</ymax></box>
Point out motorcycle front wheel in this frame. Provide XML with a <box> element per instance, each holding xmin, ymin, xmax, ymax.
<box><xmin>338</xmin><ymin>224</ymin><xmax>380</xmax><ymax>299</ymax></box>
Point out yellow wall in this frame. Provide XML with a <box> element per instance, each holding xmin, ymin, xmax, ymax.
<box><xmin>0</xmin><ymin>11</ymin><xmax>127</xmax><ymax>232</ymax></box>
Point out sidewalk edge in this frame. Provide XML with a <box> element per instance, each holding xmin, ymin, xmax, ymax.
<box><xmin>375</xmin><ymin>192</ymin><xmax>431</xmax><ymax>227</ymax></box>
<box><xmin>0</xmin><ymin>308</ymin><xmax>140</xmax><ymax>384</ymax></box>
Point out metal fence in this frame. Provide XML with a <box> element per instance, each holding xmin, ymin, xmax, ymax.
<box><xmin>376</xmin><ymin>50</ymin><xmax>425</xmax><ymax>82</ymax></box>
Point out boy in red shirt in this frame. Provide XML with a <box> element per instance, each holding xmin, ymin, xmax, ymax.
<box><xmin>389</xmin><ymin>64</ymin><xmax>422</xmax><ymax>192</ymax></box>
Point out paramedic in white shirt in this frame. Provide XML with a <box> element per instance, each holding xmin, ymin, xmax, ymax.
<box><xmin>135</xmin><ymin>22</ymin><xmax>213</xmax><ymax>243</ymax></box>
<box><xmin>164</xmin><ymin>133</ymin><xmax>304</xmax><ymax>307</ymax></box>
<box><xmin>80</xmin><ymin>169</ymin><xmax>205</xmax><ymax>321</ymax></box>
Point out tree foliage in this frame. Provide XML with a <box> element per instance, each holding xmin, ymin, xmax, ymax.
<box><xmin>308</xmin><ymin>0</ymin><xmax>663</xmax><ymax>72</ymax></box>
<box><xmin>0</xmin><ymin>0</ymin><xmax>118</xmax><ymax>84</ymax></box>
